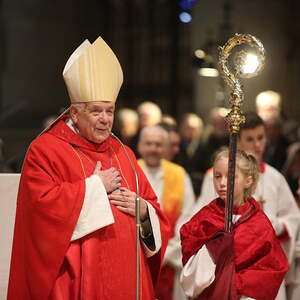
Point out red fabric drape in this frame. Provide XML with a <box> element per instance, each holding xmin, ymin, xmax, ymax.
<box><xmin>7</xmin><ymin>118</ymin><xmax>170</xmax><ymax>300</ymax></box>
<box><xmin>180</xmin><ymin>198</ymin><xmax>288</xmax><ymax>300</ymax></box>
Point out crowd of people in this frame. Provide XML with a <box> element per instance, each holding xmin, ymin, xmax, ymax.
<box><xmin>111</xmin><ymin>100</ymin><xmax>300</xmax><ymax>199</ymax></box>
<box><xmin>3</xmin><ymin>35</ymin><xmax>300</xmax><ymax>300</ymax></box>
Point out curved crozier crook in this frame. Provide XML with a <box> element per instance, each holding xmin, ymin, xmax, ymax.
<box><xmin>218</xmin><ymin>33</ymin><xmax>265</xmax><ymax>98</ymax></box>
<box><xmin>218</xmin><ymin>33</ymin><xmax>266</xmax><ymax>133</ymax></box>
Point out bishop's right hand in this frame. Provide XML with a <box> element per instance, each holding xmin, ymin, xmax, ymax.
<box><xmin>93</xmin><ymin>161</ymin><xmax>122</xmax><ymax>193</ymax></box>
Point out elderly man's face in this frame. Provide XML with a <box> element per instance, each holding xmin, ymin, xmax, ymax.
<box><xmin>71</xmin><ymin>101</ymin><xmax>115</xmax><ymax>144</ymax></box>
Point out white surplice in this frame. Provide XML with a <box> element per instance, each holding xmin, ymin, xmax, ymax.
<box><xmin>141</xmin><ymin>164</ymin><xmax>195</xmax><ymax>300</ymax></box>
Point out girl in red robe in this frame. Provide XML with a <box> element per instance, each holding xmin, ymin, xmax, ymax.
<box><xmin>180</xmin><ymin>149</ymin><xmax>288</xmax><ymax>300</ymax></box>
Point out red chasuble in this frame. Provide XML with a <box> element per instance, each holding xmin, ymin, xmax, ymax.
<box><xmin>180</xmin><ymin>198</ymin><xmax>289</xmax><ymax>300</ymax></box>
<box><xmin>7</xmin><ymin>118</ymin><xmax>170</xmax><ymax>300</ymax></box>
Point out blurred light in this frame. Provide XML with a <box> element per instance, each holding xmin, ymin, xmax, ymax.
<box><xmin>194</xmin><ymin>49</ymin><xmax>206</xmax><ymax>59</ymax></box>
<box><xmin>198</xmin><ymin>68</ymin><xmax>219</xmax><ymax>77</ymax></box>
<box><xmin>180</xmin><ymin>0</ymin><xmax>192</xmax><ymax>10</ymax></box>
<box><xmin>180</xmin><ymin>0</ymin><xmax>199</xmax><ymax>11</ymax></box>
<box><xmin>256</xmin><ymin>90</ymin><xmax>281</xmax><ymax>121</ymax></box>
<box><xmin>241</xmin><ymin>53</ymin><xmax>259</xmax><ymax>75</ymax></box>
<box><xmin>256</xmin><ymin>90</ymin><xmax>281</xmax><ymax>108</ymax></box>
<box><xmin>179</xmin><ymin>12</ymin><xmax>192</xmax><ymax>23</ymax></box>
<box><xmin>218</xmin><ymin>107</ymin><xmax>230</xmax><ymax>117</ymax></box>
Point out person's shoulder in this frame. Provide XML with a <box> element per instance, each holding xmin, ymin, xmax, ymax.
<box><xmin>249</xmin><ymin>199</ymin><xmax>275</xmax><ymax>229</ymax></box>
<box><xmin>254</xmin><ymin>210</ymin><xmax>277</xmax><ymax>236</ymax></box>
<box><xmin>182</xmin><ymin>199</ymin><xmax>221</xmax><ymax>231</ymax></box>
<box><xmin>28</xmin><ymin>132</ymin><xmax>68</xmax><ymax>156</ymax></box>
<box><xmin>191</xmin><ymin>199</ymin><xmax>219</xmax><ymax>219</ymax></box>
<box><xmin>264</xmin><ymin>163</ymin><xmax>282</xmax><ymax>180</ymax></box>
<box><xmin>162</xmin><ymin>159</ymin><xmax>184</xmax><ymax>172</ymax></box>
<box><xmin>21</xmin><ymin>133</ymin><xmax>67</xmax><ymax>166</ymax></box>
<box><xmin>33</xmin><ymin>132</ymin><xmax>65</xmax><ymax>146</ymax></box>
<box><xmin>205</xmin><ymin>167</ymin><xmax>213</xmax><ymax>177</ymax></box>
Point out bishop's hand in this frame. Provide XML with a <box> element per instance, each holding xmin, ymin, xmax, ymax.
<box><xmin>108</xmin><ymin>187</ymin><xmax>148</xmax><ymax>220</ymax></box>
<box><xmin>93</xmin><ymin>161</ymin><xmax>121</xmax><ymax>193</ymax></box>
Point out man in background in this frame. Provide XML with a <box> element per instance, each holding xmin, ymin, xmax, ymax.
<box><xmin>138</xmin><ymin>125</ymin><xmax>195</xmax><ymax>300</ymax></box>
<box><xmin>130</xmin><ymin>101</ymin><xmax>162</xmax><ymax>157</ymax></box>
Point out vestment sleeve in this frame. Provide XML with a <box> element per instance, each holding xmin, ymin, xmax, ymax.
<box><xmin>141</xmin><ymin>201</ymin><xmax>162</xmax><ymax>257</ymax></box>
<box><xmin>180</xmin><ymin>245</ymin><xmax>215</xmax><ymax>297</ymax></box>
<box><xmin>71</xmin><ymin>175</ymin><xmax>114</xmax><ymax>241</ymax></box>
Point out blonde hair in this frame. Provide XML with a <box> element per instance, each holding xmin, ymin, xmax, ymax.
<box><xmin>213</xmin><ymin>148</ymin><xmax>259</xmax><ymax>199</ymax></box>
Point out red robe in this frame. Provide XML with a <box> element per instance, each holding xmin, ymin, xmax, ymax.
<box><xmin>7</xmin><ymin>118</ymin><xmax>170</xmax><ymax>300</ymax></box>
<box><xmin>180</xmin><ymin>198</ymin><xmax>289</xmax><ymax>300</ymax></box>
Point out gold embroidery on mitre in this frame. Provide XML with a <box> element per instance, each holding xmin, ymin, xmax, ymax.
<box><xmin>63</xmin><ymin>37</ymin><xmax>123</xmax><ymax>103</ymax></box>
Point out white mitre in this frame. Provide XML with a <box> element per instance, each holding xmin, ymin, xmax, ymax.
<box><xmin>63</xmin><ymin>36</ymin><xmax>123</xmax><ymax>103</ymax></box>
